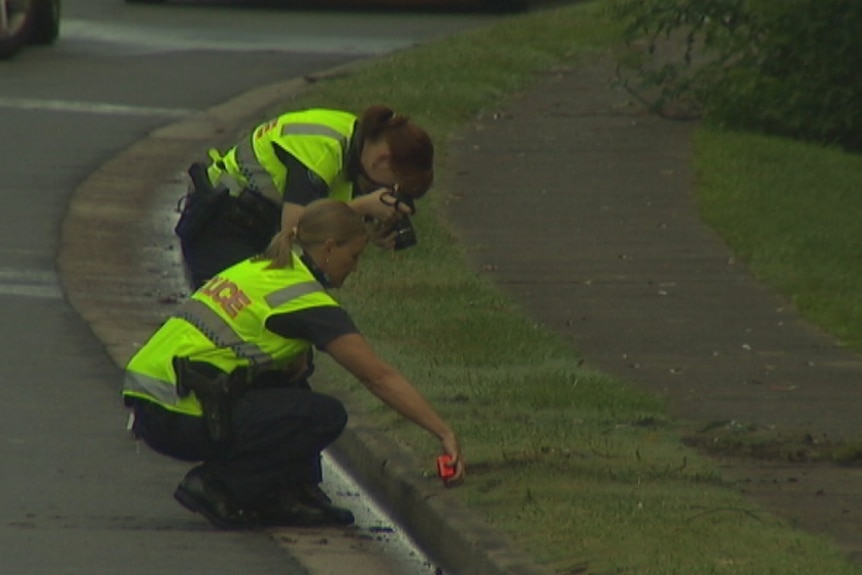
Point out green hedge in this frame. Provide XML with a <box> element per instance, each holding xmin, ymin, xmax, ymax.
<box><xmin>610</xmin><ymin>0</ymin><xmax>862</xmax><ymax>152</ymax></box>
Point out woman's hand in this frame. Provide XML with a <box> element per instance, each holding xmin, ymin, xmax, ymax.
<box><xmin>440</xmin><ymin>431</ymin><xmax>466</xmax><ymax>484</ymax></box>
<box><xmin>350</xmin><ymin>188</ymin><xmax>414</xmax><ymax>222</ymax></box>
<box><xmin>366</xmin><ymin>219</ymin><xmax>398</xmax><ymax>249</ymax></box>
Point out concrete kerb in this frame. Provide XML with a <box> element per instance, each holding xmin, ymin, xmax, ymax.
<box><xmin>57</xmin><ymin>63</ymin><xmax>550</xmax><ymax>575</ymax></box>
<box><xmin>329</xmin><ymin>420</ymin><xmax>552</xmax><ymax>575</ymax></box>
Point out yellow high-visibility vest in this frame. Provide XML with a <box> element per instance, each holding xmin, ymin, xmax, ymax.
<box><xmin>207</xmin><ymin>108</ymin><xmax>358</xmax><ymax>205</ymax></box>
<box><xmin>122</xmin><ymin>252</ymin><xmax>340</xmax><ymax>416</ymax></box>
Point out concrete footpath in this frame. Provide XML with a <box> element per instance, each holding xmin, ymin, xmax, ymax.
<box><xmin>58</xmin><ymin>52</ymin><xmax>862</xmax><ymax>574</ymax></box>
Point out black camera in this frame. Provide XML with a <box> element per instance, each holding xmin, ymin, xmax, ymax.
<box><xmin>385</xmin><ymin>190</ymin><xmax>417</xmax><ymax>251</ymax></box>
<box><xmin>391</xmin><ymin>215</ymin><xmax>417</xmax><ymax>251</ymax></box>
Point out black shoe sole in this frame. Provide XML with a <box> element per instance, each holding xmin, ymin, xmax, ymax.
<box><xmin>294</xmin><ymin>486</ymin><xmax>356</xmax><ymax>526</ymax></box>
<box><xmin>258</xmin><ymin>512</ymin><xmax>355</xmax><ymax>528</ymax></box>
<box><xmin>256</xmin><ymin>503</ymin><xmax>355</xmax><ymax>528</ymax></box>
<box><xmin>322</xmin><ymin>507</ymin><xmax>355</xmax><ymax>526</ymax></box>
<box><xmin>174</xmin><ymin>485</ymin><xmax>253</xmax><ymax>530</ymax></box>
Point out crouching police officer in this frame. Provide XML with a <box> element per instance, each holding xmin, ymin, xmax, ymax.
<box><xmin>175</xmin><ymin>104</ymin><xmax>434</xmax><ymax>290</ymax></box>
<box><xmin>123</xmin><ymin>199</ymin><xmax>464</xmax><ymax>529</ymax></box>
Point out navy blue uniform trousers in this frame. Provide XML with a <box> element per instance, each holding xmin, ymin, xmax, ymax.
<box><xmin>131</xmin><ymin>383</ymin><xmax>347</xmax><ymax>507</ymax></box>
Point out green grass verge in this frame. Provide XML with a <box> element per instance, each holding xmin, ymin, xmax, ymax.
<box><xmin>268</xmin><ymin>1</ymin><xmax>862</xmax><ymax>573</ymax></box>
<box><xmin>695</xmin><ymin>129</ymin><xmax>862</xmax><ymax>352</ymax></box>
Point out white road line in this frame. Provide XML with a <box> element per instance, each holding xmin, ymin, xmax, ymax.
<box><xmin>0</xmin><ymin>268</ymin><xmax>63</xmax><ymax>299</ymax></box>
<box><xmin>60</xmin><ymin>19</ymin><xmax>411</xmax><ymax>55</ymax></box>
<box><xmin>0</xmin><ymin>97</ymin><xmax>194</xmax><ymax>118</ymax></box>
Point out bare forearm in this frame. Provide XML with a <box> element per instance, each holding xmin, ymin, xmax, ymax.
<box><xmin>364</xmin><ymin>369</ymin><xmax>453</xmax><ymax>442</ymax></box>
<box><xmin>326</xmin><ymin>333</ymin><xmax>465</xmax><ymax>481</ymax></box>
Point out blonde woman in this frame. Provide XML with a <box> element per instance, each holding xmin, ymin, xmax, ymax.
<box><xmin>125</xmin><ymin>199</ymin><xmax>462</xmax><ymax>529</ymax></box>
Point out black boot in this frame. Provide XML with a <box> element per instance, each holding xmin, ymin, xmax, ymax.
<box><xmin>293</xmin><ymin>483</ymin><xmax>355</xmax><ymax>526</ymax></box>
<box><xmin>254</xmin><ymin>483</ymin><xmax>354</xmax><ymax>527</ymax></box>
<box><xmin>173</xmin><ymin>466</ymin><xmax>259</xmax><ymax>530</ymax></box>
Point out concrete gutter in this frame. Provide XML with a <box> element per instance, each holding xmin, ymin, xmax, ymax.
<box><xmin>57</xmin><ymin>63</ymin><xmax>550</xmax><ymax>575</ymax></box>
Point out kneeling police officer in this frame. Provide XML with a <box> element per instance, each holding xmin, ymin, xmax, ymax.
<box><xmin>123</xmin><ymin>199</ymin><xmax>464</xmax><ymax>529</ymax></box>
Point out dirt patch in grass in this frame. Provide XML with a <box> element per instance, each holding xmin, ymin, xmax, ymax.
<box><xmin>681</xmin><ymin>424</ymin><xmax>862</xmax><ymax>560</ymax></box>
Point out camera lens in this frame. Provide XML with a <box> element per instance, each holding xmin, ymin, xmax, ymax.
<box><xmin>392</xmin><ymin>217</ymin><xmax>417</xmax><ymax>251</ymax></box>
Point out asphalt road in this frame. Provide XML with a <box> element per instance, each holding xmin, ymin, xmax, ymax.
<box><xmin>0</xmin><ymin>2</ymin><xmax>501</xmax><ymax>573</ymax></box>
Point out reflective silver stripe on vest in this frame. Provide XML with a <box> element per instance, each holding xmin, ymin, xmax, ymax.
<box><xmin>235</xmin><ymin>136</ymin><xmax>281</xmax><ymax>203</ymax></box>
<box><xmin>280</xmin><ymin>122</ymin><xmax>348</xmax><ymax>149</ymax></box>
<box><xmin>265</xmin><ymin>280</ymin><xmax>324</xmax><ymax>308</ymax></box>
<box><xmin>280</xmin><ymin>122</ymin><xmax>349</xmax><ymax>172</ymax></box>
<box><xmin>174</xmin><ymin>299</ymin><xmax>274</xmax><ymax>367</ymax></box>
<box><xmin>124</xmin><ymin>371</ymin><xmax>184</xmax><ymax>407</ymax></box>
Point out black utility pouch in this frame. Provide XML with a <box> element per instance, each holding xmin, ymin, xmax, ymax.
<box><xmin>174</xmin><ymin>162</ymin><xmax>230</xmax><ymax>242</ymax></box>
<box><xmin>172</xmin><ymin>357</ymin><xmax>248</xmax><ymax>442</ymax></box>
<box><xmin>223</xmin><ymin>189</ymin><xmax>281</xmax><ymax>251</ymax></box>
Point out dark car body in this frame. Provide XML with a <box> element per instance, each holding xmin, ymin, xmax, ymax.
<box><xmin>125</xmin><ymin>0</ymin><xmax>526</xmax><ymax>12</ymax></box>
<box><xmin>0</xmin><ymin>0</ymin><xmax>61</xmax><ymax>59</ymax></box>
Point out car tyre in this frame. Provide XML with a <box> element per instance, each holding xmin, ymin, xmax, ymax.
<box><xmin>29</xmin><ymin>0</ymin><xmax>59</xmax><ymax>45</ymax></box>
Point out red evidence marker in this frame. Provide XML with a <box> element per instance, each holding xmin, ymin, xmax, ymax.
<box><xmin>437</xmin><ymin>455</ymin><xmax>455</xmax><ymax>482</ymax></box>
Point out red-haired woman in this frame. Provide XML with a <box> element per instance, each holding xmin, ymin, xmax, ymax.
<box><xmin>176</xmin><ymin>104</ymin><xmax>434</xmax><ymax>289</ymax></box>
